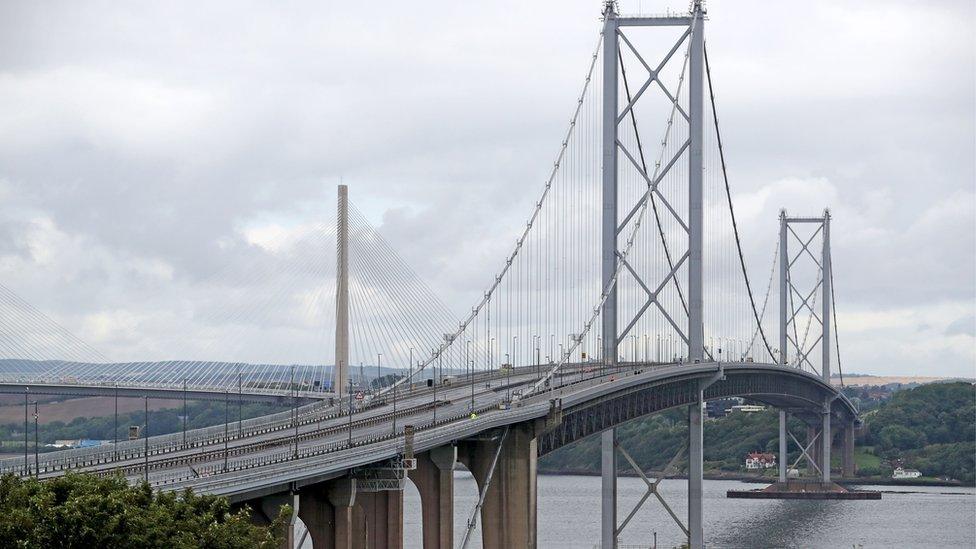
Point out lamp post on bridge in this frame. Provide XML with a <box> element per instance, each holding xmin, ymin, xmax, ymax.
<box><xmin>347</xmin><ymin>376</ymin><xmax>354</xmax><ymax>447</ymax></box>
<box><xmin>237</xmin><ymin>367</ymin><xmax>243</xmax><ymax>437</ymax></box>
<box><xmin>504</xmin><ymin>351</ymin><xmax>511</xmax><ymax>403</ymax></box>
<box><xmin>115</xmin><ymin>383</ymin><xmax>120</xmax><ymax>459</ymax></box>
<box><xmin>376</xmin><ymin>353</ymin><xmax>382</xmax><ymax>393</ymax></box>
<box><xmin>466</xmin><ymin>340</ymin><xmax>474</xmax><ymax>412</ymax></box>
<box><xmin>32</xmin><ymin>400</ymin><xmax>38</xmax><ymax>478</ymax></box>
<box><xmin>535</xmin><ymin>336</ymin><xmax>541</xmax><ymax>381</ymax></box>
<box><xmin>511</xmin><ymin>335</ymin><xmax>517</xmax><ymax>402</ymax></box>
<box><xmin>23</xmin><ymin>387</ymin><xmax>28</xmax><ymax>476</ymax></box>
<box><xmin>408</xmin><ymin>347</ymin><xmax>414</xmax><ymax>394</ymax></box>
<box><xmin>433</xmin><ymin>354</ymin><xmax>440</xmax><ymax>424</ymax></box>
<box><xmin>144</xmin><ymin>395</ymin><xmax>149</xmax><ymax>483</ymax></box>
<box><xmin>223</xmin><ymin>390</ymin><xmax>229</xmax><ymax>472</ymax></box>
<box><xmin>181</xmin><ymin>379</ymin><xmax>186</xmax><ymax>447</ymax></box>
<box><xmin>489</xmin><ymin>337</ymin><xmax>495</xmax><ymax>386</ymax></box>
<box><xmin>469</xmin><ymin>360</ymin><xmax>475</xmax><ymax>415</ymax></box>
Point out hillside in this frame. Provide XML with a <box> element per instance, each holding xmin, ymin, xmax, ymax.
<box><xmin>860</xmin><ymin>381</ymin><xmax>975</xmax><ymax>482</ymax></box>
<box><xmin>539</xmin><ymin>382</ymin><xmax>976</xmax><ymax>484</ymax></box>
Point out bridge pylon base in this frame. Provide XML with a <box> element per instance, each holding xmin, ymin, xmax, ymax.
<box><xmin>407</xmin><ymin>445</ymin><xmax>456</xmax><ymax>549</ymax></box>
<box><xmin>458</xmin><ymin>422</ymin><xmax>538</xmax><ymax>549</ymax></box>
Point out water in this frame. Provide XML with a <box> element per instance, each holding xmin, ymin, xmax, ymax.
<box><xmin>300</xmin><ymin>473</ymin><xmax>976</xmax><ymax>548</ymax></box>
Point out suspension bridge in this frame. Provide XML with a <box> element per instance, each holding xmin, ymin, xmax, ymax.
<box><xmin>0</xmin><ymin>2</ymin><xmax>860</xmax><ymax>548</ymax></box>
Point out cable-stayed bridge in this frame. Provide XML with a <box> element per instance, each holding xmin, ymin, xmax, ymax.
<box><xmin>0</xmin><ymin>3</ymin><xmax>859</xmax><ymax>548</ymax></box>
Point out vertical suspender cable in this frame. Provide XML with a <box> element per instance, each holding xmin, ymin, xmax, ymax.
<box><xmin>703</xmin><ymin>42</ymin><xmax>775</xmax><ymax>362</ymax></box>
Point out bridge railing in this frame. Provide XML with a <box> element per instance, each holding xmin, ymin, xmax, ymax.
<box><xmin>0</xmin><ymin>397</ymin><xmax>345</xmax><ymax>476</ymax></box>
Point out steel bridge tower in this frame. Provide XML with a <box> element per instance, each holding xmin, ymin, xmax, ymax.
<box><xmin>600</xmin><ymin>1</ymin><xmax>707</xmax><ymax>547</ymax></box>
<box><xmin>777</xmin><ymin>210</ymin><xmax>834</xmax><ymax>484</ymax></box>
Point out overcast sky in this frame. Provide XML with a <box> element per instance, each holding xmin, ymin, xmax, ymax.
<box><xmin>0</xmin><ymin>0</ymin><xmax>973</xmax><ymax>377</ymax></box>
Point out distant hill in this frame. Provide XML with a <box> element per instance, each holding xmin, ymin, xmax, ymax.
<box><xmin>831</xmin><ymin>374</ymin><xmax>975</xmax><ymax>387</ymax></box>
<box><xmin>539</xmin><ymin>382</ymin><xmax>976</xmax><ymax>484</ymax></box>
<box><xmin>861</xmin><ymin>381</ymin><xmax>975</xmax><ymax>483</ymax></box>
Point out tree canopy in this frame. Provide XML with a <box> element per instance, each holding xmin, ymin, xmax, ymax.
<box><xmin>0</xmin><ymin>473</ymin><xmax>286</xmax><ymax>548</ymax></box>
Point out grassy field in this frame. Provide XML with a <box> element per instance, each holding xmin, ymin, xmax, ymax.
<box><xmin>855</xmin><ymin>447</ymin><xmax>882</xmax><ymax>470</ymax></box>
<box><xmin>0</xmin><ymin>396</ymin><xmax>184</xmax><ymax>426</ymax></box>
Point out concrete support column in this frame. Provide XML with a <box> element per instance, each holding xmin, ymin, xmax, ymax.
<box><xmin>601</xmin><ymin>429</ymin><xmax>617</xmax><ymax>549</ymax></box>
<box><xmin>297</xmin><ymin>478</ymin><xmax>357</xmax><ymax>549</ymax></box>
<box><xmin>408</xmin><ymin>446</ymin><xmax>456</xmax><ymax>549</ymax></box>
<box><xmin>842</xmin><ymin>419</ymin><xmax>856</xmax><ymax>478</ymax></box>
<box><xmin>688</xmin><ymin>393</ymin><xmax>704</xmax><ymax>549</ymax></box>
<box><xmin>822</xmin><ymin>406</ymin><xmax>832</xmax><ymax>484</ymax></box>
<box><xmin>331</xmin><ymin>479</ymin><xmax>358</xmax><ymax>549</ymax></box>
<box><xmin>459</xmin><ymin>424</ymin><xmax>538</xmax><ymax>549</ymax></box>
<box><xmin>250</xmin><ymin>493</ymin><xmax>298</xmax><ymax>549</ymax></box>
<box><xmin>778</xmin><ymin>411</ymin><xmax>787</xmax><ymax>483</ymax></box>
<box><xmin>355</xmin><ymin>491</ymin><xmax>404</xmax><ymax>549</ymax></box>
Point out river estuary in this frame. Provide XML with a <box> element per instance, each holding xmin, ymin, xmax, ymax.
<box><xmin>315</xmin><ymin>473</ymin><xmax>975</xmax><ymax>548</ymax></box>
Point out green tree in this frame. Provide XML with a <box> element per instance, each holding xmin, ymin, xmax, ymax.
<box><xmin>0</xmin><ymin>473</ymin><xmax>287</xmax><ymax>548</ymax></box>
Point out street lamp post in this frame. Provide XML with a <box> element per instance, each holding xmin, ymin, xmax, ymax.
<box><xmin>489</xmin><ymin>337</ymin><xmax>495</xmax><ymax>386</ymax></box>
<box><xmin>469</xmin><ymin>360</ymin><xmax>475</xmax><ymax>414</ymax></box>
<box><xmin>348</xmin><ymin>377</ymin><xmax>354</xmax><ymax>446</ymax></box>
<box><xmin>465</xmin><ymin>340</ymin><xmax>473</xmax><ymax>412</ymax></box>
<box><xmin>223</xmin><ymin>390</ymin><xmax>229</xmax><ymax>471</ymax></box>
<box><xmin>511</xmin><ymin>335</ymin><xmax>517</xmax><ymax>401</ymax></box>
<box><xmin>144</xmin><ymin>396</ymin><xmax>149</xmax><ymax>483</ymax></box>
<box><xmin>535</xmin><ymin>336</ymin><xmax>541</xmax><ymax>381</ymax></box>
<box><xmin>392</xmin><ymin>369</ymin><xmax>397</xmax><ymax>436</ymax></box>
<box><xmin>181</xmin><ymin>379</ymin><xmax>186</xmax><ymax>447</ymax></box>
<box><xmin>32</xmin><ymin>401</ymin><xmax>38</xmax><ymax>477</ymax></box>
<box><xmin>433</xmin><ymin>354</ymin><xmax>439</xmax><ymax>424</ymax></box>
<box><xmin>115</xmin><ymin>383</ymin><xmax>120</xmax><ymax>459</ymax></box>
<box><xmin>505</xmin><ymin>352</ymin><xmax>511</xmax><ymax>402</ymax></box>
<box><xmin>291</xmin><ymin>366</ymin><xmax>298</xmax><ymax>459</ymax></box>
<box><xmin>23</xmin><ymin>388</ymin><xmax>28</xmax><ymax>476</ymax></box>
<box><xmin>237</xmin><ymin>368</ymin><xmax>243</xmax><ymax>437</ymax></box>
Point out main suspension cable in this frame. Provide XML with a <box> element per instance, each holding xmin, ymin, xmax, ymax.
<box><xmin>703</xmin><ymin>42</ymin><xmax>775</xmax><ymax>362</ymax></box>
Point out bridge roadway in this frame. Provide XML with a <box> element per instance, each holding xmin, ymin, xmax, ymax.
<box><xmin>4</xmin><ymin>361</ymin><xmax>858</xmax><ymax>548</ymax></box>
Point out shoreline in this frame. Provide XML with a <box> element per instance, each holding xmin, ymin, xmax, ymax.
<box><xmin>536</xmin><ymin>468</ymin><xmax>971</xmax><ymax>488</ymax></box>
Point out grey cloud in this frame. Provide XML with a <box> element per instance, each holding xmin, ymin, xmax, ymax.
<box><xmin>945</xmin><ymin>316</ymin><xmax>976</xmax><ymax>338</ymax></box>
<box><xmin>0</xmin><ymin>0</ymin><xmax>972</xmax><ymax>376</ymax></box>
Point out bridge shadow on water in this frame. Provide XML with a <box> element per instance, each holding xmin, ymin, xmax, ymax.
<box><xmin>709</xmin><ymin>495</ymin><xmax>844</xmax><ymax>549</ymax></box>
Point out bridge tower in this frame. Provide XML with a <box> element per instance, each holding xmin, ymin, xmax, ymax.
<box><xmin>778</xmin><ymin>210</ymin><xmax>834</xmax><ymax>483</ymax></box>
<box><xmin>600</xmin><ymin>1</ymin><xmax>707</xmax><ymax>547</ymax></box>
<box><xmin>335</xmin><ymin>184</ymin><xmax>350</xmax><ymax>399</ymax></box>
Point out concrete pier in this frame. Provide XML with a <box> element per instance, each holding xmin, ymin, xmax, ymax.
<box><xmin>290</xmin><ymin>478</ymin><xmax>358</xmax><ymax>549</ymax></box>
<box><xmin>408</xmin><ymin>446</ymin><xmax>456</xmax><ymax>549</ymax></box>
<box><xmin>354</xmin><ymin>491</ymin><xmax>403</xmax><ymax>549</ymax></box>
<box><xmin>842</xmin><ymin>419</ymin><xmax>856</xmax><ymax>477</ymax></box>
<box><xmin>458</xmin><ymin>424</ymin><xmax>538</xmax><ymax>549</ymax></box>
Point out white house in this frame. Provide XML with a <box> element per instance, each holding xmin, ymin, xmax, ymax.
<box><xmin>892</xmin><ymin>467</ymin><xmax>922</xmax><ymax>479</ymax></box>
<box><xmin>745</xmin><ymin>452</ymin><xmax>777</xmax><ymax>470</ymax></box>
<box><xmin>730</xmin><ymin>404</ymin><xmax>766</xmax><ymax>414</ymax></box>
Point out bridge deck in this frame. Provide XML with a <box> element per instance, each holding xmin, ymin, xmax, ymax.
<box><xmin>2</xmin><ymin>361</ymin><xmax>856</xmax><ymax>503</ymax></box>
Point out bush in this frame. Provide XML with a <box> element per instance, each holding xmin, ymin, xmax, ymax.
<box><xmin>0</xmin><ymin>473</ymin><xmax>286</xmax><ymax>548</ymax></box>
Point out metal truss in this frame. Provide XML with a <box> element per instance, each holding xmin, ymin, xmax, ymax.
<box><xmin>787</xmin><ymin>428</ymin><xmax>822</xmax><ymax>476</ymax></box>
<box><xmin>610</xmin><ymin>7</ymin><xmax>696</xmax><ymax>352</ymax></box>
<box><xmin>614</xmin><ymin>441</ymin><xmax>688</xmax><ymax>538</ymax></box>
<box><xmin>350</xmin><ymin>456</ymin><xmax>408</xmax><ymax>492</ymax></box>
